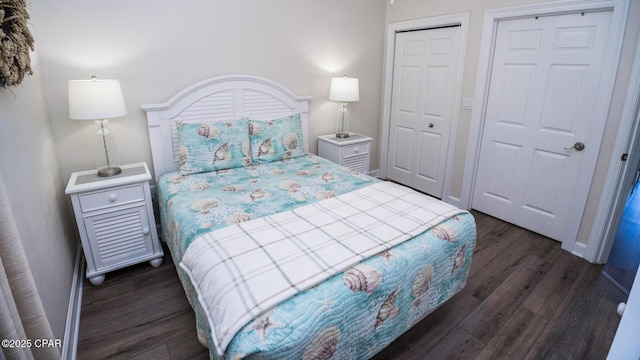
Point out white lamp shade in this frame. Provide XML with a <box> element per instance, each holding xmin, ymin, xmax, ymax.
<box><xmin>329</xmin><ymin>76</ymin><xmax>359</xmax><ymax>102</ymax></box>
<box><xmin>68</xmin><ymin>78</ymin><xmax>127</xmax><ymax>120</ymax></box>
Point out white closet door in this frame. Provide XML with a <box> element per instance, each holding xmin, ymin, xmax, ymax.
<box><xmin>387</xmin><ymin>26</ymin><xmax>460</xmax><ymax>198</ymax></box>
<box><xmin>472</xmin><ymin>11</ymin><xmax>612</xmax><ymax>241</ymax></box>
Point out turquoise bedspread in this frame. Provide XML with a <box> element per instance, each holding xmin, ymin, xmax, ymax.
<box><xmin>157</xmin><ymin>154</ymin><xmax>476</xmax><ymax>359</ymax></box>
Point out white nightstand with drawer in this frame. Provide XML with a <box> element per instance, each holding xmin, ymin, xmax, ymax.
<box><xmin>318</xmin><ymin>133</ymin><xmax>373</xmax><ymax>174</ymax></box>
<box><xmin>65</xmin><ymin>162</ymin><xmax>163</xmax><ymax>285</ymax></box>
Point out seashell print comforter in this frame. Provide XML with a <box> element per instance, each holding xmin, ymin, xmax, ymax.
<box><xmin>156</xmin><ymin>154</ymin><xmax>476</xmax><ymax>359</ymax></box>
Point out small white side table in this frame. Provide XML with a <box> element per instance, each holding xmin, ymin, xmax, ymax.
<box><xmin>65</xmin><ymin>162</ymin><xmax>164</xmax><ymax>285</ymax></box>
<box><xmin>318</xmin><ymin>133</ymin><xmax>373</xmax><ymax>174</ymax></box>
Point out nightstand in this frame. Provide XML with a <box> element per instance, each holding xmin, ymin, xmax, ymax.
<box><xmin>318</xmin><ymin>133</ymin><xmax>373</xmax><ymax>174</ymax></box>
<box><xmin>65</xmin><ymin>162</ymin><xmax>163</xmax><ymax>285</ymax></box>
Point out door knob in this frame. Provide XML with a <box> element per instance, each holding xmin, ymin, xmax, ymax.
<box><xmin>565</xmin><ymin>142</ymin><xmax>585</xmax><ymax>151</ymax></box>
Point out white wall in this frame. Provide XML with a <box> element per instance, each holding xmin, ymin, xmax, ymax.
<box><xmin>31</xmin><ymin>0</ymin><xmax>387</xmax><ymax>184</ymax></box>
<box><xmin>384</xmin><ymin>0</ymin><xmax>640</xmax><ymax>251</ymax></box>
<box><xmin>0</xmin><ymin>31</ymin><xmax>76</xmax><ymax>340</ymax></box>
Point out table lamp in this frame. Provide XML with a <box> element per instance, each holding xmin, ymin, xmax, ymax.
<box><xmin>68</xmin><ymin>76</ymin><xmax>127</xmax><ymax>177</ymax></box>
<box><xmin>329</xmin><ymin>75</ymin><xmax>359</xmax><ymax>138</ymax></box>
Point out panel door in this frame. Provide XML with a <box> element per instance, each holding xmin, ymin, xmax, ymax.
<box><xmin>387</xmin><ymin>26</ymin><xmax>461</xmax><ymax>198</ymax></box>
<box><xmin>472</xmin><ymin>11</ymin><xmax>612</xmax><ymax>241</ymax></box>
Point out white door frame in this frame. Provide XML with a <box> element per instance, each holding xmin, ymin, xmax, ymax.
<box><xmin>380</xmin><ymin>12</ymin><xmax>469</xmax><ymax>206</ymax></box>
<box><xmin>460</xmin><ymin>0</ymin><xmax>629</xmax><ymax>257</ymax></box>
<box><xmin>587</xmin><ymin>34</ymin><xmax>640</xmax><ymax>263</ymax></box>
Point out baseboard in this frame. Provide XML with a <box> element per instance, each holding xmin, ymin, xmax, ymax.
<box><xmin>61</xmin><ymin>244</ymin><xmax>84</xmax><ymax>360</ymax></box>
<box><xmin>570</xmin><ymin>242</ymin><xmax>587</xmax><ymax>259</ymax></box>
<box><xmin>602</xmin><ymin>270</ymin><xmax>631</xmax><ymax>297</ymax></box>
<box><xmin>445</xmin><ymin>195</ymin><xmax>462</xmax><ymax>208</ymax></box>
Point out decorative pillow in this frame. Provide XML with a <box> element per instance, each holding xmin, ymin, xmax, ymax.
<box><xmin>249</xmin><ymin>114</ymin><xmax>306</xmax><ymax>164</ymax></box>
<box><xmin>177</xmin><ymin>119</ymin><xmax>251</xmax><ymax>175</ymax></box>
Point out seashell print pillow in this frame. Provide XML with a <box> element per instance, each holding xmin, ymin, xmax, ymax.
<box><xmin>248</xmin><ymin>114</ymin><xmax>306</xmax><ymax>164</ymax></box>
<box><xmin>176</xmin><ymin>119</ymin><xmax>251</xmax><ymax>175</ymax></box>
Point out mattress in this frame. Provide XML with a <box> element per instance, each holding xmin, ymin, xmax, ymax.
<box><xmin>156</xmin><ymin>154</ymin><xmax>476</xmax><ymax>359</ymax></box>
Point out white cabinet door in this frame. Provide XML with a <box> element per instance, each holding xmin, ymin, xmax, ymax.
<box><xmin>83</xmin><ymin>204</ymin><xmax>155</xmax><ymax>269</ymax></box>
<box><xmin>386</xmin><ymin>26</ymin><xmax>461</xmax><ymax>198</ymax></box>
<box><xmin>472</xmin><ymin>11</ymin><xmax>612</xmax><ymax>241</ymax></box>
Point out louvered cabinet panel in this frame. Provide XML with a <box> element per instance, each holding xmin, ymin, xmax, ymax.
<box><xmin>66</xmin><ymin>163</ymin><xmax>164</xmax><ymax>286</ymax></box>
<box><xmin>342</xmin><ymin>155</ymin><xmax>368</xmax><ymax>174</ymax></box>
<box><xmin>84</xmin><ymin>205</ymin><xmax>155</xmax><ymax>269</ymax></box>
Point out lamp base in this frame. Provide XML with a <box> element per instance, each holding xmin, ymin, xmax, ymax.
<box><xmin>336</xmin><ymin>132</ymin><xmax>350</xmax><ymax>138</ymax></box>
<box><xmin>97</xmin><ymin>166</ymin><xmax>122</xmax><ymax>177</ymax></box>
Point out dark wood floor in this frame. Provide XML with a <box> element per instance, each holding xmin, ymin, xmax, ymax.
<box><xmin>77</xmin><ymin>211</ymin><xmax>626</xmax><ymax>359</ymax></box>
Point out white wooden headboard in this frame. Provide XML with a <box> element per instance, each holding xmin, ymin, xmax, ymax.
<box><xmin>142</xmin><ymin>75</ymin><xmax>312</xmax><ymax>180</ymax></box>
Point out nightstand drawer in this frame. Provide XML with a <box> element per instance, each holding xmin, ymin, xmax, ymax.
<box><xmin>79</xmin><ymin>184</ymin><xmax>145</xmax><ymax>212</ymax></box>
<box><xmin>343</xmin><ymin>143</ymin><xmax>370</xmax><ymax>158</ymax></box>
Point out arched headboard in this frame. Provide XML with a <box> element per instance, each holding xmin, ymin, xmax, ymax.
<box><xmin>142</xmin><ymin>75</ymin><xmax>312</xmax><ymax>180</ymax></box>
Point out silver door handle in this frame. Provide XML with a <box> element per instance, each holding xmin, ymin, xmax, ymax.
<box><xmin>565</xmin><ymin>142</ymin><xmax>585</xmax><ymax>151</ymax></box>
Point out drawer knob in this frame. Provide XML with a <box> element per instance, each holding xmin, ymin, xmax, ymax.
<box><xmin>108</xmin><ymin>194</ymin><xmax>117</xmax><ymax>202</ymax></box>
<box><xmin>142</xmin><ymin>227</ymin><xmax>150</xmax><ymax>236</ymax></box>
<box><xmin>354</xmin><ymin>147</ymin><xmax>359</xmax><ymax>153</ymax></box>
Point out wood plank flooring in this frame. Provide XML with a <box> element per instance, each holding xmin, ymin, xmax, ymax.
<box><xmin>77</xmin><ymin>211</ymin><xmax>626</xmax><ymax>359</ymax></box>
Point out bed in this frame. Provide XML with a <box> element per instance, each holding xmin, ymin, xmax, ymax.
<box><xmin>142</xmin><ymin>75</ymin><xmax>476</xmax><ymax>359</ymax></box>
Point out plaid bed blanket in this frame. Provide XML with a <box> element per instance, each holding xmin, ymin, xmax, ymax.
<box><xmin>180</xmin><ymin>181</ymin><xmax>466</xmax><ymax>355</ymax></box>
